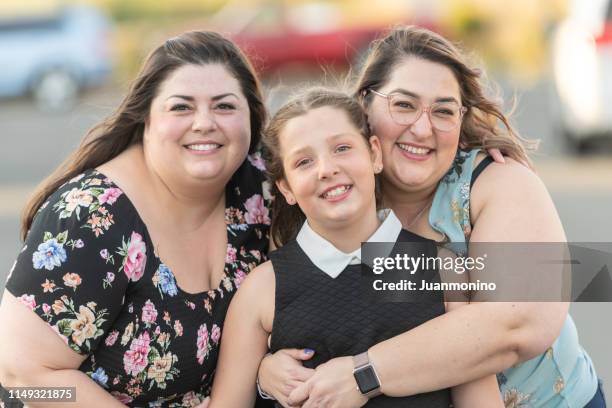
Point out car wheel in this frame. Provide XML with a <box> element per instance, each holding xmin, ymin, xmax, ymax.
<box><xmin>32</xmin><ymin>70</ymin><xmax>79</xmax><ymax>112</ymax></box>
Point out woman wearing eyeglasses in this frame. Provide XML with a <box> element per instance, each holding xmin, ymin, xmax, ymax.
<box><xmin>256</xmin><ymin>26</ymin><xmax>605</xmax><ymax>408</ymax></box>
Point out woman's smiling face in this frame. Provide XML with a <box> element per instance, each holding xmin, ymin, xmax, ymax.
<box><xmin>144</xmin><ymin>63</ymin><xmax>251</xmax><ymax>187</ymax></box>
<box><xmin>366</xmin><ymin>57</ymin><xmax>463</xmax><ymax>194</ymax></box>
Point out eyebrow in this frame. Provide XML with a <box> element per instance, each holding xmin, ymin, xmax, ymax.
<box><xmin>285</xmin><ymin>133</ymin><xmax>359</xmax><ymax>157</ymax></box>
<box><xmin>387</xmin><ymin>88</ymin><xmax>460</xmax><ymax>104</ymax></box>
<box><xmin>165</xmin><ymin>93</ymin><xmax>239</xmax><ymax>101</ymax></box>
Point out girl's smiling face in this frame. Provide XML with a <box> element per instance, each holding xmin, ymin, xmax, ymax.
<box><xmin>276</xmin><ymin>106</ymin><xmax>382</xmax><ymax>230</ymax></box>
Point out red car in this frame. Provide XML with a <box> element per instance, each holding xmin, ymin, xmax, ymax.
<box><xmin>233</xmin><ymin>26</ymin><xmax>384</xmax><ymax>74</ymax></box>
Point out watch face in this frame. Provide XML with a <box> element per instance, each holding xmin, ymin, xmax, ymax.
<box><xmin>354</xmin><ymin>366</ymin><xmax>380</xmax><ymax>394</ymax></box>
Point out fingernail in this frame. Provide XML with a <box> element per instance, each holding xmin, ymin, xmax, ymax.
<box><xmin>304</xmin><ymin>348</ymin><xmax>315</xmax><ymax>354</ymax></box>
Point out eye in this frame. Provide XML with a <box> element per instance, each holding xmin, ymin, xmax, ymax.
<box><xmin>335</xmin><ymin>144</ymin><xmax>351</xmax><ymax>153</ymax></box>
<box><xmin>215</xmin><ymin>102</ymin><xmax>236</xmax><ymax>111</ymax></box>
<box><xmin>434</xmin><ymin>108</ymin><xmax>456</xmax><ymax>116</ymax></box>
<box><xmin>393</xmin><ymin>100</ymin><xmax>416</xmax><ymax>110</ymax></box>
<box><xmin>170</xmin><ymin>103</ymin><xmax>191</xmax><ymax>112</ymax></box>
<box><xmin>295</xmin><ymin>158</ymin><xmax>312</xmax><ymax>168</ymax></box>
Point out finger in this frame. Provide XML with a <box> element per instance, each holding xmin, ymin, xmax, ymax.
<box><xmin>292</xmin><ymin>366</ymin><xmax>315</xmax><ymax>382</ymax></box>
<box><xmin>488</xmin><ymin>148</ymin><xmax>505</xmax><ymax>164</ymax></box>
<box><xmin>301</xmin><ymin>397</ymin><xmax>318</xmax><ymax>408</ymax></box>
<box><xmin>281</xmin><ymin>348</ymin><xmax>316</xmax><ymax>361</ymax></box>
<box><xmin>287</xmin><ymin>382</ymin><xmax>310</xmax><ymax>406</ymax></box>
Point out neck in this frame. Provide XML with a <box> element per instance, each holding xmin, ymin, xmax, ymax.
<box><xmin>381</xmin><ymin>178</ymin><xmax>437</xmax><ymax>230</ymax></box>
<box><xmin>136</xmin><ymin>146</ymin><xmax>228</xmax><ymax>232</ymax></box>
<box><xmin>308</xmin><ymin>203</ymin><xmax>381</xmax><ymax>253</ymax></box>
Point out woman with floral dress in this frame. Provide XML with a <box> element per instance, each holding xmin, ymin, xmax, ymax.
<box><xmin>0</xmin><ymin>31</ymin><xmax>273</xmax><ymax>407</ymax></box>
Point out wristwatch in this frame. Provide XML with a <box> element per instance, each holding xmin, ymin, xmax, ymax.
<box><xmin>352</xmin><ymin>351</ymin><xmax>382</xmax><ymax>398</ymax></box>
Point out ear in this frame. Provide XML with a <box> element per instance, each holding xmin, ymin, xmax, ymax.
<box><xmin>368</xmin><ymin>135</ymin><xmax>383</xmax><ymax>174</ymax></box>
<box><xmin>275</xmin><ymin>178</ymin><xmax>297</xmax><ymax>205</ymax></box>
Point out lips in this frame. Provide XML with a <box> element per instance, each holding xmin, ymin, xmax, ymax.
<box><xmin>320</xmin><ymin>184</ymin><xmax>353</xmax><ymax>199</ymax></box>
<box><xmin>396</xmin><ymin>143</ymin><xmax>433</xmax><ymax>156</ymax></box>
<box><xmin>184</xmin><ymin>142</ymin><xmax>223</xmax><ymax>152</ymax></box>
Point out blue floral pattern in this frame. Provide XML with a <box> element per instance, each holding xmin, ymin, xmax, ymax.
<box><xmin>4</xmin><ymin>155</ymin><xmax>271</xmax><ymax>407</ymax></box>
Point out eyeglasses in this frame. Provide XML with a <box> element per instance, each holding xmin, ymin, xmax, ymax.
<box><xmin>368</xmin><ymin>88</ymin><xmax>468</xmax><ymax>132</ymax></box>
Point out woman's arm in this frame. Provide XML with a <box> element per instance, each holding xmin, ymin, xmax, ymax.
<box><xmin>369</xmin><ymin>159</ymin><xmax>568</xmax><ymax>395</ymax></box>
<box><xmin>288</xmin><ymin>160</ymin><xmax>568</xmax><ymax>403</ymax></box>
<box><xmin>0</xmin><ymin>291</ymin><xmax>126</xmax><ymax>407</ymax></box>
<box><xmin>209</xmin><ymin>261</ymin><xmax>275</xmax><ymax>408</ymax></box>
<box><xmin>444</xmin><ymin>300</ymin><xmax>503</xmax><ymax>408</ymax></box>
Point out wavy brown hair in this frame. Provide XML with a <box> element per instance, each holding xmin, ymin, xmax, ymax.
<box><xmin>354</xmin><ymin>25</ymin><xmax>535</xmax><ymax>166</ymax></box>
<box><xmin>262</xmin><ymin>87</ymin><xmax>375</xmax><ymax>247</ymax></box>
<box><xmin>21</xmin><ymin>30</ymin><xmax>265</xmax><ymax>240</ymax></box>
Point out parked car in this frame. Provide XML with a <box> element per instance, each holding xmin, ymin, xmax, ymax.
<box><xmin>224</xmin><ymin>2</ymin><xmax>435</xmax><ymax>76</ymax></box>
<box><xmin>0</xmin><ymin>6</ymin><xmax>113</xmax><ymax>111</ymax></box>
<box><xmin>551</xmin><ymin>0</ymin><xmax>612</xmax><ymax>151</ymax></box>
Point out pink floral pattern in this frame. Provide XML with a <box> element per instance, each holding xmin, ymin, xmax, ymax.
<box><xmin>121</xmin><ymin>232</ymin><xmax>147</xmax><ymax>282</ymax></box>
<box><xmin>244</xmin><ymin>194</ymin><xmax>271</xmax><ymax>225</ymax></box>
<box><xmin>5</xmin><ymin>160</ymin><xmax>271</xmax><ymax>407</ymax></box>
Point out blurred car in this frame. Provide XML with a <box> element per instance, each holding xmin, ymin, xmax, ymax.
<box><xmin>221</xmin><ymin>2</ymin><xmax>435</xmax><ymax>76</ymax></box>
<box><xmin>551</xmin><ymin>0</ymin><xmax>612</xmax><ymax>151</ymax></box>
<box><xmin>0</xmin><ymin>6</ymin><xmax>113</xmax><ymax>111</ymax></box>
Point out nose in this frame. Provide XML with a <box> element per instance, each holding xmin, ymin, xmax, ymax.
<box><xmin>409</xmin><ymin>109</ymin><xmax>433</xmax><ymax>139</ymax></box>
<box><xmin>317</xmin><ymin>154</ymin><xmax>340</xmax><ymax>180</ymax></box>
<box><xmin>192</xmin><ymin>109</ymin><xmax>217</xmax><ymax>133</ymax></box>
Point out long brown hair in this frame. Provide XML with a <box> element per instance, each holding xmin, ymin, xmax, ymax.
<box><xmin>355</xmin><ymin>25</ymin><xmax>535</xmax><ymax>166</ymax></box>
<box><xmin>262</xmin><ymin>87</ymin><xmax>375</xmax><ymax>247</ymax></box>
<box><xmin>21</xmin><ymin>30</ymin><xmax>265</xmax><ymax>240</ymax></box>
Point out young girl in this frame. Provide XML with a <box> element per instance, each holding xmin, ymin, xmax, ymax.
<box><xmin>208</xmin><ymin>88</ymin><xmax>503</xmax><ymax>407</ymax></box>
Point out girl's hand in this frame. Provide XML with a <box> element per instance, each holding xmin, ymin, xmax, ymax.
<box><xmin>287</xmin><ymin>356</ymin><xmax>368</xmax><ymax>408</ymax></box>
<box><xmin>258</xmin><ymin>348</ymin><xmax>316</xmax><ymax>407</ymax></box>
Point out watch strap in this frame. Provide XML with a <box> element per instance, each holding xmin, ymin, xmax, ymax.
<box><xmin>353</xmin><ymin>351</ymin><xmax>370</xmax><ymax>368</ymax></box>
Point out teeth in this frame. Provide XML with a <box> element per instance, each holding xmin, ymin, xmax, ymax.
<box><xmin>323</xmin><ymin>185</ymin><xmax>350</xmax><ymax>198</ymax></box>
<box><xmin>187</xmin><ymin>144</ymin><xmax>220</xmax><ymax>151</ymax></box>
<box><xmin>398</xmin><ymin>144</ymin><xmax>431</xmax><ymax>155</ymax></box>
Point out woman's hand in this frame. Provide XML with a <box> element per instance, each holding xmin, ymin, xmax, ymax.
<box><xmin>287</xmin><ymin>356</ymin><xmax>368</xmax><ymax>408</ymax></box>
<box><xmin>258</xmin><ymin>348</ymin><xmax>316</xmax><ymax>407</ymax></box>
<box><xmin>487</xmin><ymin>148</ymin><xmax>505</xmax><ymax>164</ymax></box>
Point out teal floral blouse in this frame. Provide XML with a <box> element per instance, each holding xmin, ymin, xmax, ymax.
<box><xmin>4</xmin><ymin>153</ymin><xmax>272</xmax><ymax>407</ymax></box>
<box><xmin>429</xmin><ymin>148</ymin><xmax>599</xmax><ymax>407</ymax></box>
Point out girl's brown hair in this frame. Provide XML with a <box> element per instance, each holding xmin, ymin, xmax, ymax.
<box><xmin>262</xmin><ymin>87</ymin><xmax>374</xmax><ymax>247</ymax></box>
<box><xmin>355</xmin><ymin>25</ymin><xmax>535</xmax><ymax>166</ymax></box>
<box><xmin>21</xmin><ymin>30</ymin><xmax>265</xmax><ymax>240</ymax></box>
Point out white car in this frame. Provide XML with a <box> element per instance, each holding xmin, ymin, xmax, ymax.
<box><xmin>551</xmin><ymin>0</ymin><xmax>612</xmax><ymax>151</ymax></box>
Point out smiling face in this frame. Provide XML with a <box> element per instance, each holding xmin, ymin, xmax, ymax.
<box><xmin>276</xmin><ymin>106</ymin><xmax>382</xmax><ymax>231</ymax></box>
<box><xmin>144</xmin><ymin>63</ymin><xmax>251</xmax><ymax>188</ymax></box>
<box><xmin>366</xmin><ymin>57</ymin><xmax>463</xmax><ymax>194</ymax></box>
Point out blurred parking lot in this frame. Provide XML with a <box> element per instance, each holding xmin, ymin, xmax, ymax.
<box><xmin>0</xmin><ymin>0</ymin><xmax>610</xmax><ymax>399</ymax></box>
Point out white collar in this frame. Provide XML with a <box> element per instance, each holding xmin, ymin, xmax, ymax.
<box><xmin>296</xmin><ymin>209</ymin><xmax>402</xmax><ymax>278</ymax></box>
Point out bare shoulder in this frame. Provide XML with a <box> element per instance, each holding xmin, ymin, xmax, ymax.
<box><xmin>469</xmin><ymin>156</ymin><xmax>565</xmax><ymax>241</ymax></box>
<box><xmin>240</xmin><ymin>260</ymin><xmax>275</xmax><ymax>294</ymax></box>
<box><xmin>471</xmin><ymin>156</ymin><xmax>544</xmax><ymax>204</ymax></box>
<box><xmin>231</xmin><ymin>260</ymin><xmax>276</xmax><ymax>332</ymax></box>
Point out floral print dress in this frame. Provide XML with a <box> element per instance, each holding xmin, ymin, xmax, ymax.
<box><xmin>429</xmin><ymin>149</ymin><xmax>599</xmax><ymax>407</ymax></box>
<box><xmin>3</xmin><ymin>153</ymin><xmax>272</xmax><ymax>407</ymax></box>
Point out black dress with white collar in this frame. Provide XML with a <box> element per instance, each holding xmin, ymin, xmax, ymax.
<box><xmin>269</xmin><ymin>229</ymin><xmax>451</xmax><ymax>407</ymax></box>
